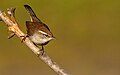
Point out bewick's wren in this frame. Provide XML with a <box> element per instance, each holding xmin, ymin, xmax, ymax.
<box><xmin>23</xmin><ymin>5</ymin><xmax>55</xmax><ymax>55</ymax></box>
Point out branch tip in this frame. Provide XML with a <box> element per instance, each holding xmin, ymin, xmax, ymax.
<box><xmin>7</xmin><ymin>7</ymin><xmax>16</xmax><ymax>17</ymax></box>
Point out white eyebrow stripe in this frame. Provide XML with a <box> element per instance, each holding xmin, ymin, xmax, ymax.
<box><xmin>38</xmin><ymin>30</ymin><xmax>48</xmax><ymax>35</ymax></box>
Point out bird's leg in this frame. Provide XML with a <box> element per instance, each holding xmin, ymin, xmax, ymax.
<box><xmin>32</xmin><ymin>43</ymin><xmax>44</xmax><ymax>56</ymax></box>
<box><xmin>40</xmin><ymin>46</ymin><xmax>44</xmax><ymax>55</ymax></box>
<box><xmin>37</xmin><ymin>46</ymin><xmax>44</xmax><ymax>56</ymax></box>
<box><xmin>20</xmin><ymin>34</ymin><xmax>29</xmax><ymax>42</ymax></box>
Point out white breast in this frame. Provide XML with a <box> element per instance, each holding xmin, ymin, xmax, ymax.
<box><xmin>29</xmin><ymin>33</ymin><xmax>53</xmax><ymax>44</ymax></box>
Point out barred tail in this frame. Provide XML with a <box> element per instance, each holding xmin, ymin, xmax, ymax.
<box><xmin>24</xmin><ymin>5</ymin><xmax>40</xmax><ymax>22</ymax></box>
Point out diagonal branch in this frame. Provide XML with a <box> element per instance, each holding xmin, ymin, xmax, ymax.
<box><xmin>0</xmin><ymin>8</ymin><xmax>70</xmax><ymax>75</ymax></box>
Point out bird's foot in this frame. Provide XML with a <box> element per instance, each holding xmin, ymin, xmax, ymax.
<box><xmin>20</xmin><ymin>34</ymin><xmax>29</xmax><ymax>42</ymax></box>
<box><xmin>37</xmin><ymin>46</ymin><xmax>44</xmax><ymax>57</ymax></box>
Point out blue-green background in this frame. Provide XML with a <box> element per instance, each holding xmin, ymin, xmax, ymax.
<box><xmin>0</xmin><ymin>0</ymin><xmax>120</xmax><ymax>75</ymax></box>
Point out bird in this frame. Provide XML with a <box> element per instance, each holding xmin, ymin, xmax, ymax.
<box><xmin>23</xmin><ymin>4</ymin><xmax>55</xmax><ymax>56</ymax></box>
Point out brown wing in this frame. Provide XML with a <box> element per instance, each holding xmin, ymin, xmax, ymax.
<box><xmin>26</xmin><ymin>21</ymin><xmax>53</xmax><ymax>37</ymax></box>
<box><xmin>26</xmin><ymin>21</ymin><xmax>36</xmax><ymax>36</ymax></box>
<box><xmin>35</xmin><ymin>22</ymin><xmax>54</xmax><ymax>37</ymax></box>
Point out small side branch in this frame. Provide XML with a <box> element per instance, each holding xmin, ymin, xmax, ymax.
<box><xmin>0</xmin><ymin>8</ymin><xmax>69</xmax><ymax>75</ymax></box>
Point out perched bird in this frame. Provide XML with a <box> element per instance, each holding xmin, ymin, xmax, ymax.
<box><xmin>23</xmin><ymin>5</ymin><xmax>55</xmax><ymax>55</ymax></box>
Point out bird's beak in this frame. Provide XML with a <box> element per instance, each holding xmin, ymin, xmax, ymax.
<box><xmin>52</xmin><ymin>36</ymin><xmax>56</xmax><ymax>40</ymax></box>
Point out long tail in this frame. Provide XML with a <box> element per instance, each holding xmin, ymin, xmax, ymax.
<box><xmin>24</xmin><ymin>5</ymin><xmax>41</xmax><ymax>22</ymax></box>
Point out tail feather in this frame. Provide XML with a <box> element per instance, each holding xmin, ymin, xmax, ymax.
<box><xmin>24</xmin><ymin>5</ymin><xmax>41</xmax><ymax>22</ymax></box>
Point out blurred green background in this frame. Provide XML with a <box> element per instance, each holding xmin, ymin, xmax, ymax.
<box><xmin>0</xmin><ymin>0</ymin><xmax>120</xmax><ymax>75</ymax></box>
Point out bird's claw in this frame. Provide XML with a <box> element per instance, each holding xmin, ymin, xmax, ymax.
<box><xmin>20</xmin><ymin>34</ymin><xmax>29</xmax><ymax>42</ymax></box>
<box><xmin>37</xmin><ymin>47</ymin><xmax>44</xmax><ymax>57</ymax></box>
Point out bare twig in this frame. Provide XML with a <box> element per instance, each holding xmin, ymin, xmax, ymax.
<box><xmin>0</xmin><ymin>8</ymin><xmax>69</xmax><ymax>75</ymax></box>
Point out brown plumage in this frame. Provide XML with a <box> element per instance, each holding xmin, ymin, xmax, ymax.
<box><xmin>24</xmin><ymin>5</ymin><xmax>55</xmax><ymax>55</ymax></box>
<box><xmin>26</xmin><ymin>21</ymin><xmax>53</xmax><ymax>37</ymax></box>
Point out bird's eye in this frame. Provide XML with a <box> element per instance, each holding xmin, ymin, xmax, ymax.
<box><xmin>43</xmin><ymin>34</ymin><xmax>49</xmax><ymax>37</ymax></box>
